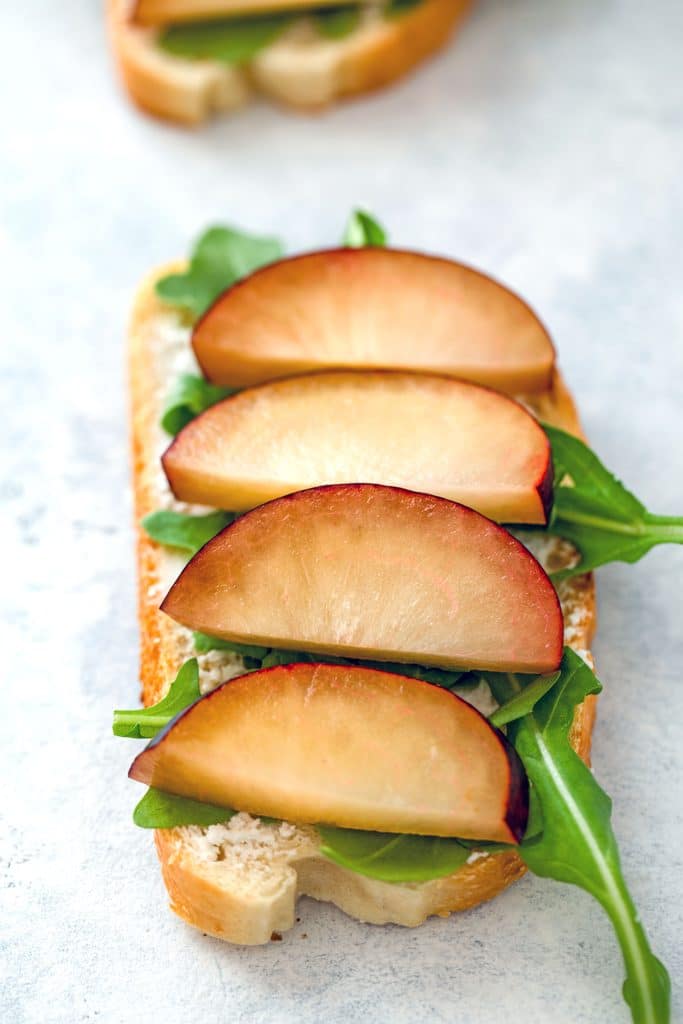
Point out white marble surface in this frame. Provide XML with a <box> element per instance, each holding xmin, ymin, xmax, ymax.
<box><xmin>2</xmin><ymin>1</ymin><xmax>682</xmax><ymax>1022</ymax></box>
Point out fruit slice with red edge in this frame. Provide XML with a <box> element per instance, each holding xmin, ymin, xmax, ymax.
<box><xmin>162</xmin><ymin>371</ymin><xmax>553</xmax><ymax>523</ymax></box>
<box><xmin>129</xmin><ymin>662</ymin><xmax>528</xmax><ymax>843</ymax></box>
<box><xmin>132</xmin><ymin>0</ymin><xmax>344</xmax><ymax>27</ymax></box>
<box><xmin>191</xmin><ymin>248</ymin><xmax>555</xmax><ymax>395</ymax></box>
<box><xmin>161</xmin><ymin>484</ymin><xmax>563</xmax><ymax>673</ymax></box>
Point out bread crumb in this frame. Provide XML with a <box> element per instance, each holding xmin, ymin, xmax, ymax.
<box><xmin>453</xmin><ymin>678</ymin><xmax>498</xmax><ymax>717</ymax></box>
<box><xmin>197</xmin><ymin>649</ymin><xmax>247</xmax><ymax>694</ymax></box>
<box><xmin>180</xmin><ymin>813</ymin><xmax>316</xmax><ymax>869</ymax></box>
<box><xmin>466</xmin><ymin>850</ymin><xmax>490</xmax><ymax>864</ymax></box>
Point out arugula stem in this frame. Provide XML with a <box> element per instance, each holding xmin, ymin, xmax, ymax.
<box><xmin>506</xmin><ymin>672</ymin><xmax>522</xmax><ymax>695</ymax></box>
<box><xmin>525</xmin><ymin>716</ymin><xmax>667</xmax><ymax>1024</ymax></box>
<box><xmin>113</xmin><ymin>710</ymin><xmax>172</xmax><ymax>731</ymax></box>
<box><xmin>644</xmin><ymin>514</ymin><xmax>683</xmax><ymax>543</ymax></box>
<box><xmin>555</xmin><ymin>509</ymin><xmax>647</xmax><ymax>537</ymax></box>
<box><xmin>556</xmin><ymin>508</ymin><xmax>683</xmax><ymax>542</ymax></box>
<box><xmin>505</xmin><ymin>670</ymin><xmax>668</xmax><ymax>1022</ymax></box>
<box><xmin>599</xmin><ymin>878</ymin><xmax>669</xmax><ymax>1024</ymax></box>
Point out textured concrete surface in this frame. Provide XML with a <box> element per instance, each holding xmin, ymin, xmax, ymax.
<box><xmin>1</xmin><ymin>1</ymin><xmax>682</xmax><ymax>1022</ymax></box>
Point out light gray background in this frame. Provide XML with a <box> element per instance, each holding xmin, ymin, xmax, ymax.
<box><xmin>1</xmin><ymin>1</ymin><xmax>681</xmax><ymax>1022</ymax></box>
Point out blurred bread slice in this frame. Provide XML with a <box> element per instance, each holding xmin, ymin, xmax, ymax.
<box><xmin>108</xmin><ymin>0</ymin><xmax>473</xmax><ymax>124</ymax></box>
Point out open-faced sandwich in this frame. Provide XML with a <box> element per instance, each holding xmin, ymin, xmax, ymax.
<box><xmin>108</xmin><ymin>0</ymin><xmax>472</xmax><ymax>124</ymax></box>
<box><xmin>115</xmin><ymin>210</ymin><xmax>679</xmax><ymax>1022</ymax></box>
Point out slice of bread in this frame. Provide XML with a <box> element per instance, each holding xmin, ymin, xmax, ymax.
<box><xmin>128</xmin><ymin>264</ymin><xmax>597</xmax><ymax>944</ymax></box>
<box><xmin>108</xmin><ymin>0</ymin><xmax>473</xmax><ymax>124</ymax></box>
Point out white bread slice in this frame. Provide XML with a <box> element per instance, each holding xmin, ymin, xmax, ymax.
<box><xmin>108</xmin><ymin>0</ymin><xmax>473</xmax><ymax>124</ymax></box>
<box><xmin>128</xmin><ymin>263</ymin><xmax>597</xmax><ymax>944</ymax></box>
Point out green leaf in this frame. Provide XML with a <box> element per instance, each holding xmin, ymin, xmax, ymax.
<box><xmin>385</xmin><ymin>0</ymin><xmax>423</xmax><ymax>19</ymax></box>
<box><xmin>156</xmin><ymin>226</ymin><xmax>283</xmax><ymax>318</ymax></box>
<box><xmin>158</xmin><ymin>6</ymin><xmax>370</xmax><ymax>63</ymax></box>
<box><xmin>545</xmin><ymin>424</ymin><xmax>683</xmax><ymax>579</ymax></box>
<box><xmin>132</xmin><ymin>791</ymin><xmax>470</xmax><ymax>880</ymax></box>
<box><xmin>192</xmin><ymin>632</ymin><xmax>270</xmax><ymax>660</ymax></box>
<box><xmin>156</xmin><ymin>210</ymin><xmax>389</xmax><ymax>434</ymax></box>
<box><xmin>158</xmin><ymin>14</ymin><xmax>292</xmax><ymax>67</ymax></box>
<box><xmin>141</xmin><ymin>509</ymin><xmax>235</xmax><ymax>556</ymax></box>
<box><xmin>113</xmin><ymin>660</ymin><xmax>200</xmax><ymax>739</ymax></box>
<box><xmin>318</xmin><ymin>826</ymin><xmax>470</xmax><ymax>882</ymax></box>
<box><xmin>488</xmin><ymin>671</ymin><xmax>560</xmax><ymax>728</ymax></box>
<box><xmin>190</xmin><ymin>633</ymin><xmax>465</xmax><ymax>689</ymax></box>
<box><xmin>456</xmin><ymin>837</ymin><xmax>515</xmax><ymax>856</ymax></box>
<box><xmin>133</xmin><ymin>787</ymin><xmax>234</xmax><ymax>829</ymax></box>
<box><xmin>132</xmin><ymin>791</ymin><xmax>469</xmax><ymax>882</ymax></box>
<box><xmin>485</xmin><ymin>650</ymin><xmax>671</xmax><ymax>1024</ymax></box>
<box><xmin>161</xmin><ymin>374</ymin><xmax>235</xmax><ymax>436</ymax></box>
<box><xmin>313</xmin><ymin>5</ymin><xmax>361</xmax><ymax>38</ymax></box>
<box><xmin>343</xmin><ymin>209</ymin><xmax>388</xmax><ymax>248</ymax></box>
<box><xmin>361</xmin><ymin>658</ymin><xmax>466</xmax><ymax>689</ymax></box>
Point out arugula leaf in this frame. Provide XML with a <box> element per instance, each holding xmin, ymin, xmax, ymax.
<box><xmin>318</xmin><ymin>826</ymin><xmax>469</xmax><ymax>882</ymax></box>
<box><xmin>113</xmin><ymin>646</ymin><xmax>465</xmax><ymax>752</ymax></box>
<box><xmin>385</xmin><ymin>0</ymin><xmax>423</xmax><ymax>18</ymax></box>
<box><xmin>488</xmin><ymin>671</ymin><xmax>559</xmax><ymax>728</ymax></box>
<box><xmin>485</xmin><ymin>650</ymin><xmax>671</xmax><ymax>1024</ymax></box>
<box><xmin>134</xmin><ymin>787</ymin><xmax>234</xmax><ymax>829</ymax></box>
<box><xmin>191</xmin><ymin>632</ymin><xmax>466</xmax><ymax>689</ymax></box>
<box><xmin>141</xmin><ymin>509</ymin><xmax>235</xmax><ymax>556</ymax></box>
<box><xmin>456</xmin><ymin>837</ymin><xmax>514</xmax><ymax>856</ymax></box>
<box><xmin>132</xmin><ymin>786</ymin><xmax>472</xmax><ymax>878</ymax></box>
<box><xmin>158</xmin><ymin>4</ymin><xmax>371</xmax><ymax>64</ymax></box>
<box><xmin>313</xmin><ymin>5</ymin><xmax>361</xmax><ymax>38</ymax></box>
<box><xmin>545</xmin><ymin>424</ymin><xmax>683</xmax><ymax>579</ymax></box>
<box><xmin>156</xmin><ymin>226</ymin><xmax>283</xmax><ymax>318</ymax></box>
<box><xmin>193</xmin><ymin>632</ymin><xmax>270</xmax><ymax>660</ymax></box>
<box><xmin>161</xmin><ymin>374</ymin><xmax>235</xmax><ymax>436</ymax></box>
<box><xmin>157</xmin><ymin>211</ymin><xmax>384</xmax><ymax>321</ymax></box>
<box><xmin>158</xmin><ymin>14</ymin><xmax>292</xmax><ymax>66</ymax></box>
<box><xmin>260</xmin><ymin>649</ymin><xmax>467</xmax><ymax>688</ymax></box>
<box><xmin>343</xmin><ymin>209</ymin><xmax>388</xmax><ymax>248</ymax></box>
<box><xmin>113</xmin><ymin>660</ymin><xmax>200</xmax><ymax>739</ymax></box>
<box><xmin>156</xmin><ymin>209</ymin><xmax>387</xmax><ymax>433</ymax></box>
<box><xmin>158</xmin><ymin>5</ymin><xmax>368</xmax><ymax>62</ymax></box>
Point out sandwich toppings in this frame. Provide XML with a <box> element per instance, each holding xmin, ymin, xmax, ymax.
<box><xmin>161</xmin><ymin>371</ymin><xmax>553</xmax><ymax>522</ymax></box>
<box><xmin>160</xmin><ymin>484</ymin><xmax>564</xmax><ymax>674</ymax></box>
<box><xmin>132</xmin><ymin>2</ymin><xmax>430</xmax><ymax>67</ymax></box>
<box><xmin>152</xmin><ymin>214</ymin><xmax>683</xmax><ymax>577</ymax></box>
<box><xmin>115</xmin><ymin>211</ymin><xmax>676</xmax><ymax>1024</ymax></box>
<box><xmin>129</xmin><ymin>662</ymin><xmax>529</xmax><ymax>843</ymax></box>
<box><xmin>544</xmin><ymin>423</ymin><xmax>683</xmax><ymax>578</ymax></box>
<box><xmin>191</xmin><ymin>247</ymin><xmax>556</xmax><ymax>393</ymax></box>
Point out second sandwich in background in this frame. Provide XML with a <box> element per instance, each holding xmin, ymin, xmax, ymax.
<box><xmin>108</xmin><ymin>0</ymin><xmax>472</xmax><ymax>123</ymax></box>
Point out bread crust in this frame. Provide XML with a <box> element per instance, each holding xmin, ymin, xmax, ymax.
<box><xmin>128</xmin><ymin>263</ymin><xmax>597</xmax><ymax>943</ymax></box>
<box><xmin>250</xmin><ymin>0</ymin><xmax>473</xmax><ymax>110</ymax></box>
<box><xmin>154</xmin><ymin>828</ymin><xmax>530</xmax><ymax>943</ymax></box>
<box><xmin>108</xmin><ymin>0</ymin><xmax>472</xmax><ymax>124</ymax></box>
<box><xmin>107</xmin><ymin>0</ymin><xmax>251</xmax><ymax>124</ymax></box>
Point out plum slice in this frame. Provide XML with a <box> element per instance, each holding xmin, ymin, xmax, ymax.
<box><xmin>132</xmin><ymin>0</ymin><xmax>342</xmax><ymax>27</ymax></box>
<box><xmin>162</xmin><ymin>371</ymin><xmax>553</xmax><ymax>523</ymax></box>
<box><xmin>192</xmin><ymin>248</ymin><xmax>555</xmax><ymax>394</ymax></box>
<box><xmin>161</xmin><ymin>484</ymin><xmax>563</xmax><ymax>673</ymax></box>
<box><xmin>129</xmin><ymin>662</ymin><xmax>529</xmax><ymax>843</ymax></box>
